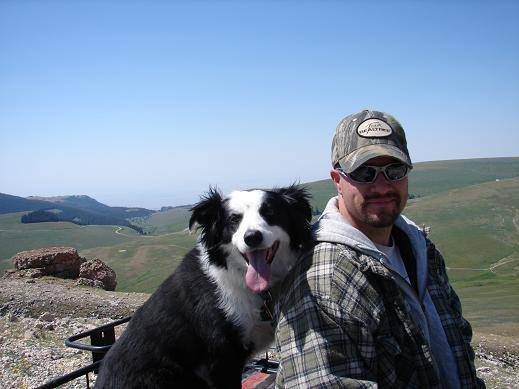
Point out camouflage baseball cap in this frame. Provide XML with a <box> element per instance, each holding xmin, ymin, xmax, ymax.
<box><xmin>331</xmin><ymin>109</ymin><xmax>412</xmax><ymax>173</ymax></box>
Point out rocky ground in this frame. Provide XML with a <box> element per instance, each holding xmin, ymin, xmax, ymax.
<box><xmin>0</xmin><ymin>276</ymin><xmax>518</xmax><ymax>388</ymax></box>
<box><xmin>0</xmin><ymin>277</ymin><xmax>147</xmax><ymax>388</ymax></box>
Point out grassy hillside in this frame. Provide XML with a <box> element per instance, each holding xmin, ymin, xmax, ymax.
<box><xmin>0</xmin><ymin>213</ymin><xmax>140</xmax><ymax>272</ymax></box>
<box><xmin>405</xmin><ymin>177</ymin><xmax>519</xmax><ymax>272</ymax></box>
<box><xmin>0</xmin><ymin>210</ymin><xmax>197</xmax><ymax>293</ymax></box>
<box><xmin>409</xmin><ymin>157</ymin><xmax>519</xmax><ymax>198</ymax></box>
<box><xmin>131</xmin><ymin>206</ymin><xmax>191</xmax><ymax>235</ymax></box>
<box><xmin>405</xmin><ymin>178</ymin><xmax>519</xmax><ymax>335</ymax></box>
<box><xmin>81</xmin><ymin>231</ymin><xmax>197</xmax><ymax>292</ymax></box>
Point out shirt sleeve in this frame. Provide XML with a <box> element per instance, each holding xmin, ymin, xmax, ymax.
<box><xmin>274</xmin><ymin>267</ymin><xmax>379</xmax><ymax>388</ymax></box>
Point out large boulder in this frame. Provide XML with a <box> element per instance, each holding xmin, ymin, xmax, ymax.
<box><xmin>77</xmin><ymin>258</ymin><xmax>117</xmax><ymax>291</ymax></box>
<box><xmin>11</xmin><ymin>247</ymin><xmax>83</xmax><ymax>279</ymax></box>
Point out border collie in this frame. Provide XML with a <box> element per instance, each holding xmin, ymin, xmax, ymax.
<box><xmin>95</xmin><ymin>185</ymin><xmax>312</xmax><ymax>388</ymax></box>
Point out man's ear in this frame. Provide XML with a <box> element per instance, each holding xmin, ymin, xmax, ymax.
<box><xmin>189</xmin><ymin>187</ymin><xmax>223</xmax><ymax>246</ymax></box>
<box><xmin>330</xmin><ymin>169</ymin><xmax>342</xmax><ymax>193</ymax></box>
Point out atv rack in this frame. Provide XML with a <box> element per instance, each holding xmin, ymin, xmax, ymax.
<box><xmin>36</xmin><ymin>316</ymin><xmax>278</xmax><ymax>388</ymax></box>
<box><xmin>36</xmin><ymin>316</ymin><xmax>131</xmax><ymax>389</ymax></box>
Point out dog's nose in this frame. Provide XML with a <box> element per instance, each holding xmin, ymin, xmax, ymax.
<box><xmin>244</xmin><ymin>230</ymin><xmax>263</xmax><ymax>247</ymax></box>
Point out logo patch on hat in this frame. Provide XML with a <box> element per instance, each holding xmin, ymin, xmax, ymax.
<box><xmin>357</xmin><ymin>119</ymin><xmax>393</xmax><ymax>138</ymax></box>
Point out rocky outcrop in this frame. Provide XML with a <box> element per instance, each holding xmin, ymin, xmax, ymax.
<box><xmin>77</xmin><ymin>258</ymin><xmax>117</xmax><ymax>291</ymax></box>
<box><xmin>11</xmin><ymin>247</ymin><xmax>83</xmax><ymax>279</ymax></box>
<box><xmin>7</xmin><ymin>247</ymin><xmax>117</xmax><ymax>291</ymax></box>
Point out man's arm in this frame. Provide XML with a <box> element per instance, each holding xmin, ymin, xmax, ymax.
<box><xmin>275</xmin><ymin>290</ymin><xmax>378</xmax><ymax>388</ymax></box>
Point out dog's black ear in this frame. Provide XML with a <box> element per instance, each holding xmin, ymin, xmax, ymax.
<box><xmin>274</xmin><ymin>184</ymin><xmax>313</xmax><ymax>250</ymax></box>
<box><xmin>275</xmin><ymin>184</ymin><xmax>313</xmax><ymax>223</ymax></box>
<box><xmin>189</xmin><ymin>187</ymin><xmax>224</xmax><ymax>246</ymax></box>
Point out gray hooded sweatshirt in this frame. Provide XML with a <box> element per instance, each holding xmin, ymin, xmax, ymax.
<box><xmin>315</xmin><ymin>197</ymin><xmax>460</xmax><ymax>389</ymax></box>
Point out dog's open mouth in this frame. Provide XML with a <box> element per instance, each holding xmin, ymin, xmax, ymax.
<box><xmin>242</xmin><ymin>240</ymin><xmax>280</xmax><ymax>294</ymax></box>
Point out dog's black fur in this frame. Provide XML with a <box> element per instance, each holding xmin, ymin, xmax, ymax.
<box><xmin>94</xmin><ymin>185</ymin><xmax>312</xmax><ymax>388</ymax></box>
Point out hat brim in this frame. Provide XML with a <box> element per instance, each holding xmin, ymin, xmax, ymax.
<box><xmin>336</xmin><ymin>144</ymin><xmax>412</xmax><ymax>173</ymax></box>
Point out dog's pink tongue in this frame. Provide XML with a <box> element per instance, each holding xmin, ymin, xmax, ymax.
<box><xmin>245</xmin><ymin>250</ymin><xmax>271</xmax><ymax>294</ymax></box>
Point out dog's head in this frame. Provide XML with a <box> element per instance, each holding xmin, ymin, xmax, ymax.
<box><xmin>189</xmin><ymin>185</ymin><xmax>312</xmax><ymax>293</ymax></box>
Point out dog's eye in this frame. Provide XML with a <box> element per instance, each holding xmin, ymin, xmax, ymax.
<box><xmin>229</xmin><ymin>213</ymin><xmax>242</xmax><ymax>224</ymax></box>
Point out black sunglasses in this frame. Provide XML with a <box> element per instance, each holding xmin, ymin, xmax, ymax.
<box><xmin>337</xmin><ymin>163</ymin><xmax>409</xmax><ymax>184</ymax></box>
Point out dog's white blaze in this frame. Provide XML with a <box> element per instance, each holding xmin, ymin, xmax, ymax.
<box><xmin>228</xmin><ymin>190</ymin><xmax>291</xmax><ymax>252</ymax></box>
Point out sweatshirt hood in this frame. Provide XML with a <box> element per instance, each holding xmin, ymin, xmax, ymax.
<box><xmin>314</xmin><ymin>197</ymin><xmax>428</xmax><ymax>298</ymax></box>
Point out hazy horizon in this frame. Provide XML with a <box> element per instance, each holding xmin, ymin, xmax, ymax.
<box><xmin>2</xmin><ymin>1</ymin><xmax>518</xmax><ymax>209</ymax></box>
<box><xmin>2</xmin><ymin>155</ymin><xmax>518</xmax><ymax>210</ymax></box>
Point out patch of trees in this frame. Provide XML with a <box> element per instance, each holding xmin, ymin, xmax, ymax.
<box><xmin>21</xmin><ymin>210</ymin><xmax>60</xmax><ymax>223</ymax></box>
<box><xmin>21</xmin><ymin>209</ymin><xmax>144</xmax><ymax>234</ymax></box>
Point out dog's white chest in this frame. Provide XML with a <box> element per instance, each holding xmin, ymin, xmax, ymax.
<box><xmin>216</xmin><ymin>282</ymin><xmax>275</xmax><ymax>350</ymax></box>
<box><xmin>201</xmin><ymin>262</ymin><xmax>273</xmax><ymax>351</ymax></box>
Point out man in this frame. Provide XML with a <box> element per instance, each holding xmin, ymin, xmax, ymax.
<box><xmin>274</xmin><ymin>110</ymin><xmax>484</xmax><ymax>388</ymax></box>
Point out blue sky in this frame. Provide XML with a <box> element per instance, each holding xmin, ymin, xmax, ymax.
<box><xmin>1</xmin><ymin>0</ymin><xmax>518</xmax><ymax>209</ymax></box>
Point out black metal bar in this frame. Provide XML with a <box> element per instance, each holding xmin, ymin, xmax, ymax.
<box><xmin>65</xmin><ymin>316</ymin><xmax>131</xmax><ymax>352</ymax></box>
<box><xmin>35</xmin><ymin>361</ymin><xmax>100</xmax><ymax>389</ymax></box>
<box><xmin>37</xmin><ymin>316</ymin><xmax>131</xmax><ymax>388</ymax></box>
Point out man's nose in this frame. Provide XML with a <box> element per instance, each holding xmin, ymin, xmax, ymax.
<box><xmin>371</xmin><ymin>171</ymin><xmax>393</xmax><ymax>190</ymax></box>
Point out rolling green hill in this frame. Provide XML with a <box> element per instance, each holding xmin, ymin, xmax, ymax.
<box><xmin>130</xmin><ymin>205</ymin><xmax>192</xmax><ymax>235</ymax></box>
<box><xmin>0</xmin><ymin>212</ymin><xmax>141</xmax><ymax>272</ymax></box>
<box><xmin>405</xmin><ymin>178</ymin><xmax>519</xmax><ymax>335</ymax></box>
<box><xmin>81</xmin><ymin>231</ymin><xmax>196</xmax><ymax>292</ymax></box>
<box><xmin>1</xmin><ymin>157</ymin><xmax>518</xmax><ymax>336</ymax></box>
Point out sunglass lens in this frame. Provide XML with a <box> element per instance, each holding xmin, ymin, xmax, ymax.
<box><xmin>385</xmin><ymin>164</ymin><xmax>408</xmax><ymax>180</ymax></box>
<box><xmin>349</xmin><ymin>166</ymin><xmax>377</xmax><ymax>183</ymax></box>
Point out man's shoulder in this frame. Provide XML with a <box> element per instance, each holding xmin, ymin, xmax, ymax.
<box><xmin>298</xmin><ymin>240</ymin><xmax>360</xmax><ymax>273</ymax></box>
<box><xmin>277</xmin><ymin>241</ymin><xmax>387</xmax><ymax>328</ymax></box>
<box><xmin>288</xmin><ymin>241</ymin><xmax>383</xmax><ymax>299</ymax></box>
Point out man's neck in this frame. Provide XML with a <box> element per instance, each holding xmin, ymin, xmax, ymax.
<box><xmin>362</xmin><ymin>224</ymin><xmax>393</xmax><ymax>246</ymax></box>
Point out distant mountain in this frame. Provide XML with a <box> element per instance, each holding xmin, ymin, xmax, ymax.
<box><xmin>26</xmin><ymin>195</ymin><xmax>154</xmax><ymax>219</ymax></box>
<box><xmin>0</xmin><ymin>193</ymin><xmax>59</xmax><ymax>214</ymax></box>
<box><xmin>0</xmin><ymin>193</ymin><xmax>155</xmax><ymax>233</ymax></box>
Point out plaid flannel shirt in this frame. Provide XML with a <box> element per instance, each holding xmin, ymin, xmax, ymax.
<box><xmin>274</xmin><ymin>238</ymin><xmax>484</xmax><ymax>388</ymax></box>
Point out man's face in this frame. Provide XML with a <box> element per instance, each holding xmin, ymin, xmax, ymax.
<box><xmin>330</xmin><ymin>156</ymin><xmax>408</xmax><ymax>230</ymax></box>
